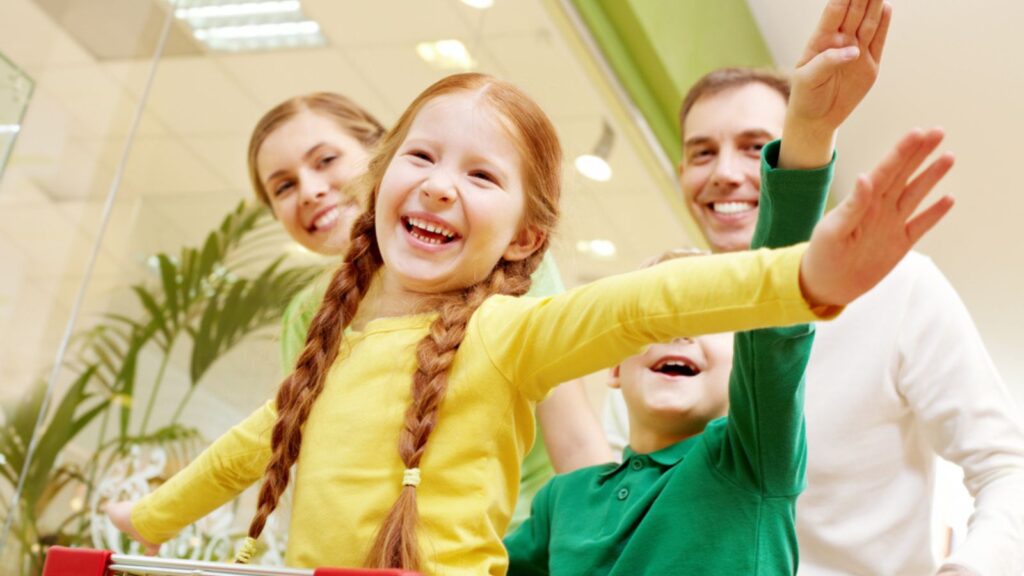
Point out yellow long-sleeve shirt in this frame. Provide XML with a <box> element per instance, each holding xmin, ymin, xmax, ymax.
<box><xmin>132</xmin><ymin>243</ymin><xmax>832</xmax><ymax>575</ymax></box>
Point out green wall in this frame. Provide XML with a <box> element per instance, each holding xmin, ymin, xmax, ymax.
<box><xmin>571</xmin><ymin>0</ymin><xmax>774</xmax><ymax>164</ymax></box>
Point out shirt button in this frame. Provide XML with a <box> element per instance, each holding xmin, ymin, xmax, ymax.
<box><xmin>617</xmin><ymin>487</ymin><xmax>629</xmax><ymax>500</ymax></box>
<box><xmin>630</xmin><ymin>459</ymin><xmax>643</xmax><ymax>471</ymax></box>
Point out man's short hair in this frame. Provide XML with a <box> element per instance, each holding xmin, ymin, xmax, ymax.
<box><xmin>678</xmin><ymin>68</ymin><xmax>791</xmax><ymax>137</ymax></box>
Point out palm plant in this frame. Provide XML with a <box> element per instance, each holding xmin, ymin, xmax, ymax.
<box><xmin>0</xmin><ymin>201</ymin><xmax>321</xmax><ymax>575</ymax></box>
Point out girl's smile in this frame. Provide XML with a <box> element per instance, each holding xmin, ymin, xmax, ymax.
<box><xmin>375</xmin><ymin>91</ymin><xmax>541</xmax><ymax>297</ymax></box>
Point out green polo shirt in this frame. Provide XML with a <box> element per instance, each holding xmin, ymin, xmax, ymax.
<box><xmin>279</xmin><ymin>251</ymin><xmax>566</xmax><ymax>530</ymax></box>
<box><xmin>504</xmin><ymin>140</ymin><xmax>834</xmax><ymax>575</ymax></box>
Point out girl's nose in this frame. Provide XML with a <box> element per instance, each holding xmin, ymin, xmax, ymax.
<box><xmin>420</xmin><ymin>174</ymin><xmax>457</xmax><ymax>206</ymax></box>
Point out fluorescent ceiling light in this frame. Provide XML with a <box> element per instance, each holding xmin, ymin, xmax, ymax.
<box><xmin>0</xmin><ymin>124</ymin><xmax>21</xmax><ymax>135</ymax></box>
<box><xmin>193</xmin><ymin>20</ymin><xmax>320</xmax><ymax>40</ymax></box>
<box><xmin>175</xmin><ymin>0</ymin><xmax>301</xmax><ymax>19</ymax></box>
<box><xmin>173</xmin><ymin>0</ymin><xmax>327</xmax><ymax>53</ymax></box>
<box><xmin>574</xmin><ymin>154</ymin><xmax>612</xmax><ymax>182</ymax></box>
<box><xmin>416</xmin><ymin>39</ymin><xmax>475</xmax><ymax>70</ymax></box>
<box><xmin>461</xmin><ymin>0</ymin><xmax>495</xmax><ymax>8</ymax></box>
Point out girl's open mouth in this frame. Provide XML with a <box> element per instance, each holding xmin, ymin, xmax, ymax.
<box><xmin>402</xmin><ymin>216</ymin><xmax>461</xmax><ymax>245</ymax></box>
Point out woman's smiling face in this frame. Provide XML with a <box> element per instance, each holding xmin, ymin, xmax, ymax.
<box><xmin>257</xmin><ymin>110</ymin><xmax>371</xmax><ymax>256</ymax></box>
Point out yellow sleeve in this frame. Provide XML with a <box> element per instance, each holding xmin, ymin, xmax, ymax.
<box><xmin>475</xmin><ymin>244</ymin><xmax>837</xmax><ymax>401</ymax></box>
<box><xmin>131</xmin><ymin>401</ymin><xmax>276</xmax><ymax>543</ymax></box>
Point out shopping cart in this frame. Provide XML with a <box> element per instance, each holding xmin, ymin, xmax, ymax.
<box><xmin>41</xmin><ymin>546</ymin><xmax>422</xmax><ymax>576</ymax></box>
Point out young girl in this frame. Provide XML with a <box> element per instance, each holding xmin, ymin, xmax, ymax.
<box><xmin>248</xmin><ymin>92</ymin><xmax>610</xmax><ymax>525</ymax></box>
<box><xmin>110</xmin><ymin>48</ymin><xmax>949</xmax><ymax>575</ymax></box>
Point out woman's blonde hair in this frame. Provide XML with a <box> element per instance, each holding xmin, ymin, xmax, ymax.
<box><xmin>247</xmin><ymin>92</ymin><xmax>387</xmax><ymax>209</ymax></box>
<box><xmin>244</xmin><ymin>73</ymin><xmax>562</xmax><ymax>571</ymax></box>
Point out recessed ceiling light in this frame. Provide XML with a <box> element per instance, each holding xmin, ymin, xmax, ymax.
<box><xmin>576</xmin><ymin>239</ymin><xmax>617</xmax><ymax>258</ymax></box>
<box><xmin>574</xmin><ymin>154</ymin><xmax>612</xmax><ymax>182</ymax></box>
<box><xmin>416</xmin><ymin>39</ymin><xmax>475</xmax><ymax>70</ymax></box>
<box><xmin>575</xmin><ymin>121</ymin><xmax>615</xmax><ymax>182</ymax></box>
<box><xmin>461</xmin><ymin>0</ymin><xmax>495</xmax><ymax>8</ymax></box>
<box><xmin>0</xmin><ymin>124</ymin><xmax>21</xmax><ymax>135</ymax></box>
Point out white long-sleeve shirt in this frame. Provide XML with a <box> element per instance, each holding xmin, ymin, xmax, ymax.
<box><xmin>603</xmin><ymin>252</ymin><xmax>1024</xmax><ymax>575</ymax></box>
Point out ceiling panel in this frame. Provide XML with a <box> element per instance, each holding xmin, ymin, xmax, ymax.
<box><xmin>305</xmin><ymin>0</ymin><xmax>470</xmax><ymax>47</ymax></box>
<box><xmin>0</xmin><ymin>0</ymin><xmax>93</xmax><ymax>74</ymax></box>
<box><xmin>485</xmin><ymin>32</ymin><xmax>604</xmax><ymax>118</ymax></box>
<box><xmin>217</xmin><ymin>48</ymin><xmax>393</xmax><ymax>119</ymax></box>
<box><xmin>118</xmin><ymin>135</ymin><xmax>232</xmax><ymax>196</ymax></box>
<box><xmin>143</xmin><ymin>56</ymin><xmax>264</xmax><ymax>135</ymax></box>
<box><xmin>452</xmin><ymin>0</ymin><xmax>551</xmax><ymax>36</ymax></box>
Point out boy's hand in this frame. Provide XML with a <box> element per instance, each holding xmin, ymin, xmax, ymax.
<box><xmin>104</xmin><ymin>500</ymin><xmax>160</xmax><ymax>556</ymax></box>
<box><xmin>780</xmin><ymin>0</ymin><xmax>892</xmax><ymax>169</ymax></box>
<box><xmin>799</xmin><ymin>128</ymin><xmax>955</xmax><ymax>308</ymax></box>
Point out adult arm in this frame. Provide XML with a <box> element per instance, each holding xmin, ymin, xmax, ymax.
<box><xmin>896</xmin><ymin>260</ymin><xmax>1024</xmax><ymax>576</ymax></box>
<box><xmin>536</xmin><ymin>380</ymin><xmax>613</xmax><ymax>472</ymax></box>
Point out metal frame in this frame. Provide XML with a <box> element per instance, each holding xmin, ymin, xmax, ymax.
<box><xmin>107</xmin><ymin>554</ymin><xmax>312</xmax><ymax>576</ymax></box>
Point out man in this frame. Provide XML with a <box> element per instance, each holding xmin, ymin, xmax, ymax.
<box><xmin>607</xmin><ymin>62</ymin><xmax>1024</xmax><ymax>576</ymax></box>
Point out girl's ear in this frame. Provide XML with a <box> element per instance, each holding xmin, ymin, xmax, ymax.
<box><xmin>502</xmin><ymin>225</ymin><xmax>546</xmax><ymax>262</ymax></box>
<box><xmin>607</xmin><ymin>366</ymin><xmax>622</xmax><ymax>389</ymax></box>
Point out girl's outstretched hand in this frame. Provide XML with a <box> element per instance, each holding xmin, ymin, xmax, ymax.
<box><xmin>105</xmin><ymin>500</ymin><xmax>160</xmax><ymax>556</ymax></box>
<box><xmin>790</xmin><ymin>0</ymin><xmax>891</xmax><ymax>133</ymax></box>
<box><xmin>799</xmin><ymin>128</ymin><xmax>955</xmax><ymax>308</ymax></box>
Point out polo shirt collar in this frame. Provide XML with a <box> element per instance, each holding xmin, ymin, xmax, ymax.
<box><xmin>598</xmin><ymin>433</ymin><xmax>703</xmax><ymax>481</ymax></box>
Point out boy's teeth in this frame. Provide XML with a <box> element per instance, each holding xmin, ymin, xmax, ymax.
<box><xmin>712</xmin><ymin>201</ymin><xmax>757</xmax><ymax>215</ymax></box>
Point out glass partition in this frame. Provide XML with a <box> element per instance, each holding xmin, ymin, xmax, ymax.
<box><xmin>0</xmin><ymin>51</ymin><xmax>32</xmax><ymax>181</ymax></box>
<box><xmin>0</xmin><ymin>1</ymin><xmax>694</xmax><ymax>573</ymax></box>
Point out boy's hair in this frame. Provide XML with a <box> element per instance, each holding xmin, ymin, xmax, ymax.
<box><xmin>244</xmin><ymin>73</ymin><xmax>562</xmax><ymax>571</ymax></box>
<box><xmin>247</xmin><ymin>92</ymin><xmax>387</xmax><ymax>209</ymax></box>
<box><xmin>678</xmin><ymin>68</ymin><xmax>791</xmax><ymax>137</ymax></box>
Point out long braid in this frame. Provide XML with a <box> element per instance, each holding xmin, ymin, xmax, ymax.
<box><xmin>364</xmin><ymin>249</ymin><xmax>546</xmax><ymax>570</ymax></box>
<box><xmin>243</xmin><ymin>209</ymin><xmax>381</xmax><ymax>550</ymax></box>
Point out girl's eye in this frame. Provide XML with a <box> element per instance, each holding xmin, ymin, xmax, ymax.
<box><xmin>408</xmin><ymin>150</ymin><xmax>433</xmax><ymax>162</ymax></box>
<box><xmin>317</xmin><ymin>155</ymin><xmax>337</xmax><ymax>168</ymax></box>
<box><xmin>470</xmin><ymin>170</ymin><xmax>498</xmax><ymax>185</ymax></box>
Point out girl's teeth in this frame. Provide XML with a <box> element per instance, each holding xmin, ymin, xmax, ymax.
<box><xmin>408</xmin><ymin>217</ymin><xmax>455</xmax><ymax>238</ymax></box>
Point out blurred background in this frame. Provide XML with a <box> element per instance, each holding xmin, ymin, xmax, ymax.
<box><xmin>0</xmin><ymin>0</ymin><xmax>1020</xmax><ymax>573</ymax></box>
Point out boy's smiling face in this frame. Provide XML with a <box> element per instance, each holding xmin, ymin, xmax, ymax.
<box><xmin>610</xmin><ymin>333</ymin><xmax>734</xmax><ymax>452</ymax></box>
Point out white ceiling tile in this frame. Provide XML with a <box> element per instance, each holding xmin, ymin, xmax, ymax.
<box><xmin>185</xmin><ymin>134</ymin><xmax>252</xmax><ymax>193</ymax></box>
<box><xmin>216</xmin><ymin>48</ymin><xmax>394</xmax><ymax>120</ymax></box>
<box><xmin>0</xmin><ymin>0</ymin><xmax>94</xmax><ymax>75</ymax></box>
<box><xmin>304</xmin><ymin>0</ymin><xmax>470</xmax><ymax>47</ymax></box>
<box><xmin>143</xmin><ymin>57</ymin><xmax>264</xmax><ymax>135</ymax></box>
<box><xmin>35</xmin><ymin>64</ymin><xmax>145</xmax><ymax>138</ymax></box>
<box><xmin>452</xmin><ymin>0</ymin><xmax>551</xmax><ymax>36</ymax></box>
<box><xmin>118</xmin><ymin>135</ymin><xmax>233</xmax><ymax>196</ymax></box>
<box><xmin>484</xmin><ymin>31</ymin><xmax>603</xmax><ymax>118</ymax></box>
